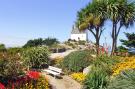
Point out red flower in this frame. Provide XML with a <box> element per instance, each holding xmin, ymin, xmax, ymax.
<box><xmin>27</xmin><ymin>71</ymin><xmax>40</xmax><ymax>80</ymax></box>
<box><xmin>12</xmin><ymin>83</ymin><xmax>14</xmax><ymax>89</ymax></box>
<box><xmin>0</xmin><ymin>83</ymin><xmax>5</xmax><ymax>89</ymax></box>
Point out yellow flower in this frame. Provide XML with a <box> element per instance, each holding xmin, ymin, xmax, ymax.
<box><xmin>71</xmin><ymin>73</ymin><xmax>86</xmax><ymax>83</ymax></box>
<box><xmin>112</xmin><ymin>57</ymin><xmax>135</xmax><ymax>76</ymax></box>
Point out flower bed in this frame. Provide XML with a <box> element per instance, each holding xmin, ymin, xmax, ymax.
<box><xmin>0</xmin><ymin>71</ymin><xmax>50</xmax><ymax>89</ymax></box>
<box><xmin>112</xmin><ymin>57</ymin><xmax>135</xmax><ymax>76</ymax></box>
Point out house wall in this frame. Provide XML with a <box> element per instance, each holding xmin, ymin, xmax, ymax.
<box><xmin>71</xmin><ymin>34</ymin><xmax>87</xmax><ymax>41</ymax></box>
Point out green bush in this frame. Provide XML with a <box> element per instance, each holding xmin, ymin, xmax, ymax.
<box><xmin>93</xmin><ymin>55</ymin><xmax>121</xmax><ymax>75</ymax></box>
<box><xmin>61</xmin><ymin>50</ymin><xmax>93</xmax><ymax>73</ymax></box>
<box><xmin>22</xmin><ymin>46</ymin><xmax>50</xmax><ymax>69</ymax></box>
<box><xmin>82</xmin><ymin>55</ymin><xmax>121</xmax><ymax>89</ymax></box>
<box><xmin>0</xmin><ymin>53</ymin><xmax>24</xmax><ymax>83</ymax></box>
<box><xmin>107</xmin><ymin>69</ymin><xmax>135</xmax><ymax>89</ymax></box>
<box><xmin>83</xmin><ymin>67</ymin><xmax>109</xmax><ymax>89</ymax></box>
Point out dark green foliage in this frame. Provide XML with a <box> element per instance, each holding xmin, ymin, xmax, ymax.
<box><xmin>23</xmin><ymin>37</ymin><xmax>59</xmax><ymax>48</ymax></box>
<box><xmin>61</xmin><ymin>50</ymin><xmax>93</xmax><ymax>73</ymax></box>
<box><xmin>0</xmin><ymin>44</ymin><xmax>6</xmax><ymax>52</ymax></box>
<box><xmin>22</xmin><ymin>46</ymin><xmax>50</xmax><ymax>69</ymax></box>
<box><xmin>108</xmin><ymin>69</ymin><xmax>135</xmax><ymax>89</ymax></box>
<box><xmin>78</xmin><ymin>41</ymin><xmax>86</xmax><ymax>45</ymax></box>
<box><xmin>120</xmin><ymin>33</ymin><xmax>135</xmax><ymax>48</ymax></box>
<box><xmin>43</xmin><ymin>37</ymin><xmax>59</xmax><ymax>46</ymax></box>
<box><xmin>24</xmin><ymin>38</ymin><xmax>43</xmax><ymax>47</ymax></box>
<box><xmin>7</xmin><ymin>47</ymin><xmax>23</xmax><ymax>54</ymax></box>
<box><xmin>117</xmin><ymin>46</ymin><xmax>128</xmax><ymax>52</ymax></box>
<box><xmin>83</xmin><ymin>67</ymin><xmax>109</xmax><ymax>89</ymax></box>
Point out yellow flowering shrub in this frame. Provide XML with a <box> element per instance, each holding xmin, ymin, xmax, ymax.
<box><xmin>54</xmin><ymin>56</ymin><xmax>63</xmax><ymax>64</ymax></box>
<box><xmin>22</xmin><ymin>76</ymin><xmax>49</xmax><ymax>89</ymax></box>
<box><xmin>112</xmin><ymin>57</ymin><xmax>135</xmax><ymax>76</ymax></box>
<box><xmin>71</xmin><ymin>73</ymin><xmax>86</xmax><ymax>83</ymax></box>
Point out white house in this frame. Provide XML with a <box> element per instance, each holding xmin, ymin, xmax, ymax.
<box><xmin>70</xmin><ymin>26</ymin><xmax>88</xmax><ymax>41</ymax></box>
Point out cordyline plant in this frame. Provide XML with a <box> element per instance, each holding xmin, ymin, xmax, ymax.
<box><xmin>76</xmin><ymin>0</ymin><xmax>107</xmax><ymax>56</ymax></box>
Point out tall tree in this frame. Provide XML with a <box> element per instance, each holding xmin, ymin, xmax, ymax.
<box><xmin>107</xmin><ymin>0</ymin><xmax>135</xmax><ymax>54</ymax></box>
<box><xmin>76</xmin><ymin>0</ymin><xmax>107</xmax><ymax>55</ymax></box>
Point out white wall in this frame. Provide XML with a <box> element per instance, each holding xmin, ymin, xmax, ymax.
<box><xmin>71</xmin><ymin>34</ymin><xmax>87</xmax><ymax>41</ymax></box>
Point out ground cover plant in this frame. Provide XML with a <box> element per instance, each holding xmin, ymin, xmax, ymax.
<box><xmin>108</xmin><ymin>69</ymin><xmax>135</xmax><ymax>89</ymax></box>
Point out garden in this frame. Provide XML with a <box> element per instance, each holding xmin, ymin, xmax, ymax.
<box><xmin>0</xmin><ymin>0</ymin><xmax>135</xmax><ymax>89</ymax></box>
<box><xmin>0</xmin><ymin>46</ymin><xmax>51</xmax><ymax>89</ymax></box>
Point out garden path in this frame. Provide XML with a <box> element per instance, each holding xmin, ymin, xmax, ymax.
<box><xmin>50</xmin><ymin>49</ymin><xmax>77</xmax><ymax>59</ymax></box>
<box><xmin>42</xmin><ymin>73</ymin><xmax>82</xmax><ymax>89</ymax></box>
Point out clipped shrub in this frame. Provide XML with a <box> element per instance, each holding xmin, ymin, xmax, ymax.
<box><xmin>22</xmin><ymin>46</ymin><xmax>50</xmax><ymax>69</ymax></box>
<box><xmin>108</xmin><ymin>69</ymin><xmax>135</xmax><ymax>89</ymax></box>
<box><xmin>83</xmin><ymin>67</ymin><xmax>109</xmax><ymax>89</ymax></box>
<box><xmin>61</xmin><ymin>50</ymin><xmax>93</xmax><ymax>73</ymax></box>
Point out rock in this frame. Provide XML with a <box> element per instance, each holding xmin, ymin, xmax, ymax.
<box><xmin>83</xmin><ymin>65</ymin><xmax>92</xmax><ymax>75</ymax></box>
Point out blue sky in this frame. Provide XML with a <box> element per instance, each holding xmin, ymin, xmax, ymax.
<box><xmin>0</xmin><ymin>0</ymin><xmax>134</xmax><ymax>47</ymax></box>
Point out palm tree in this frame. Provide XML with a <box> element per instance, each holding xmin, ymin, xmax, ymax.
<box><xmin>107</xmin><ymin>0</ymin><xmax>135</xmax><ymax>54</ymax></box>
<box><xmin>76</xmin><ymin>0</ymin><xmax>107</xmax><ymax>55</ymax></box>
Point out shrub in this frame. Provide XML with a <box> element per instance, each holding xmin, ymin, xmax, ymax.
<box><xmin>83</xmin><ymin>67</ymin><xmax>109</xmax><ymax>89</ymax></box>
<box><xmin>93</xmin><ymin>55</ymin><xmax>121</xmax><ymax>75</ymax></box>
<box><xmin>0</xmin><ymin>53</ymin><xmax>24</xmax><ymax>84</ymax></box>
<box><xmin>0</xmin><ymin>53</ymin><xmax>24</xmax><ymax>77</ymax></box>
<box><xmin>7</xmin><ymin>47</ymin><xmax>23</xmax><ymax>55</ymax></box>
<box><xmin>22</xmin><ymin>46</ymin><xmax>50</xmax><ymax>69</ymax></box>
<box><xmin>0</xmin><ymin>44</ymin><xmax>6</xmax><ymax>52</ymax></box>
<box><xmin>108</xmin><ymin>69</ymin><xmax>135</xmax><ymax>89</ymax></box>
<box><xmin>61</xmin><ymin>50</ymin><xmax>93</xmax><ymax>73</ymax></box>
<box><xmin>50</xmin><ymin>56</ymin><xmax>63</xmax><ymax>67</ymax></box>
<box><xmin>78</xmin><ymin>41</ymin><xmax>86</xmax><ymax>45</ymax></box>
<box><xmin>82</xmin><ymin>55</ymin><xmax>121</xmax><ymax>89</ymax></box>
<box><xmin>71</xmin><ymin>73</ymin><xmax>86</xmax><ymax>83</ymax></box>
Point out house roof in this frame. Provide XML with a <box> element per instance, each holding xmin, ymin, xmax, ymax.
<box><xmin>71</xmin><ymin>26</ymin><xmax>85</xmax><ymax>34</ymax></box>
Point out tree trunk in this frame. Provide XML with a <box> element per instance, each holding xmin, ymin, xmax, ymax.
<box><xmin>95</xmin><ymin>28</ymin><xmax>100</xmax><ymax>56</ymax></box>
<box><xmin>111</xmin><ymin>37</ymin><xmax>117</xmax><ymax>55</ymax></box>
<box><xmin>96</xmin><ymin>37</ymin><xmax>100</xmax><ymax>56</ymax></box>
<box><xmin>111</xmin><ymin>23</ymin><xmax>121</xmax><ymax>55</ymax></box>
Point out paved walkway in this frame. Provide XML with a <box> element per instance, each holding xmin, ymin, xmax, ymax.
<box><xmin>42</xmin><ymin>73</ymin><xmax>82</xmax><ymax>89</ymax></box>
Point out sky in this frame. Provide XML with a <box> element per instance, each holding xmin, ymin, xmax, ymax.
<box><xmin>0</xmin><ymin>0</ymin><xmax>134</xmax><ymax>47</ymax></box>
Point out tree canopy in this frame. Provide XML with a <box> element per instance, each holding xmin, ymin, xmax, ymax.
<box><xmin>120</xmin><ymin>33</ymin><xmax>135</xmax><ymax>48</ymax></box>
<box><xmin>23</xmin><ymin>38</ymin><xmax>59</xmax><ymax>48</ymax></box>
